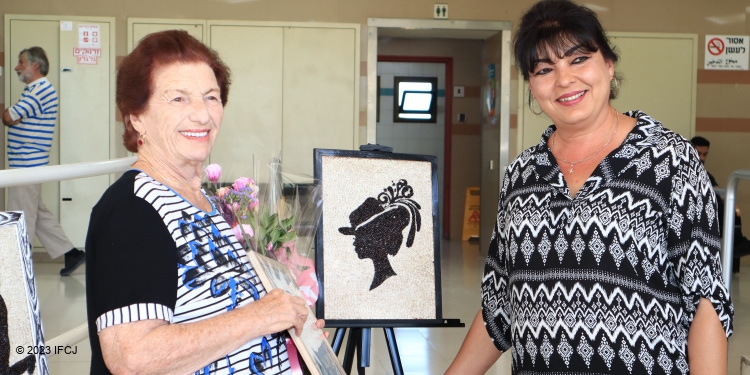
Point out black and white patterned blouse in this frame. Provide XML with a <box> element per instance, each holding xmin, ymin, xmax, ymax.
<box><xmin>481</xmin><ymin>111</ymin><xmax>733</xmax><ymax>374</ymax></box>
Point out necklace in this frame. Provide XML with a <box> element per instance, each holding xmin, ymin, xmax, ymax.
<box><xmin>552</xmin><ymin>108</ymin><xmax>620</xmax><ymax>175</ymax></box>
<box><xmin>132</xmin><ymin>159</ymin><xmax>202</xmax><ymax>192</ymax></box>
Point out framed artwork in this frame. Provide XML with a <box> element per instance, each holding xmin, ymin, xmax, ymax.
<box><xmin>313</xmin><ymin>149</ymin><xmax>442</xmax><ymax>327</ymax></box>
<box><xmin>0</xmin><ymin>211</ymin><xmax>48</xmax><ymax>374</ymax></box>
<box><xmin>245</xmin><ymin>251</ymin><xmax>346</xmax><ymax>375</ymax></box>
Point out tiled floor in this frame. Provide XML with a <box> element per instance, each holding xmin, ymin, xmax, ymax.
<box><xmin>36</xmin><ymin>240</ymin><xmax>749</xmax><ymax>374</ymax></box>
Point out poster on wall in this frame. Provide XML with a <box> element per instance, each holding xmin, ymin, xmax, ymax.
<box><xmin>77</xmin><ymin>24</ymin><xmax>101</xmax><ymax>65</ymax></box>
<box><xmin>486</xmin><ymin>64</ymin><xmax>496</xmax><ymax>116</ymax></box>
<box><xmin>705</xmin><ymin>35</ymin><xmax>749</xmax><ymax>70</ymax></box>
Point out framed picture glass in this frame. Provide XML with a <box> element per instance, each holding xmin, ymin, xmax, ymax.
<box><xmin>314</xmin><ymin>149</ymin><xmax>442</xmax><ymax>327</ymax></box>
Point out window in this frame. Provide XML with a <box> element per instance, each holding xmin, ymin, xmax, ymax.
<box><xmin>393</xmin><ymin>76</ymin><xmax>438</xmax><ymax>123</ymax></box>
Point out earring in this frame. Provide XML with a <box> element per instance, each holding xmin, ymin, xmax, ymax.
<box><xmin>137</xmin><ymin>133</ymin><xmax>145</xmax><ymax>146</ymax></box>
<box><xmin>528</xmin><ymin>90</ymin><xmax>543</xmax><ymax>116</ymax></box>
<box><xmin>611</xmin><ymin>76</ymin><xmax>620</xmax><ymax>95</ymax></box>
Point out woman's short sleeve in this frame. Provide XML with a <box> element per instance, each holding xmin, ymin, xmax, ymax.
<box><xmin>671</xmin><ymin>145</ymin><xmax>733</xmax><ymax>337</ymax></box>
<box><xmin>85</xmin><ymin>176</ymin><xmax>178</xmax><ymax>331</ymax></box>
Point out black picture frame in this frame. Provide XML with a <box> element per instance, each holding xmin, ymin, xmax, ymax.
<box><xmin>313</xmin><ymin>148</ymin><xmax>443</xmax><ymax>327</ymax></box>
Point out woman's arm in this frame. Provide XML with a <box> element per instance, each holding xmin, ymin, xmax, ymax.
<box><xmin>445</xmin><ymin>309</ymin><xmax>503</xmax><ymax>374</ymax></box>
<box><xmin>99</xmin><ymin>288</ymin><xmax>308</xmax><ymax>375</ymax></box>
<box><xmin>687</xmin><ymin>298</ymin><xmax>727</xmax><ymax>375</ymax></box>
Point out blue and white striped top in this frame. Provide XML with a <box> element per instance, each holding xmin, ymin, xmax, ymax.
<box><xmin>6</xmin><ymin>77</ymin><xmax>58</xmax><ymax>168</ymax></box>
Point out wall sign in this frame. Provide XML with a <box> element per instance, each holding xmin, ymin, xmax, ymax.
<box><xmin>705</xmin><ymin>35</ymin><xmax>749</xmax><ymax>70</ymax></box>
<box><xmin>76</xmin><ymin>24</ymin><xmax>101</xmax><ymax>65</ymax></box>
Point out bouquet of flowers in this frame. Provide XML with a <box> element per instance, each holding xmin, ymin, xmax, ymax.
<box><xmin>204</xmin><ymin>160</ymin><xmax>321</xmax><ymax>308</ymax></box>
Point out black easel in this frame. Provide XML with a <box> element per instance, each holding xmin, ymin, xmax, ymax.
<box><xmin>329</xmin><ymin>319</ymin><xmax>464</xmax><ymax>375</ymax></box>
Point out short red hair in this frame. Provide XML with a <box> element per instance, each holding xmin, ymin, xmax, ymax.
<box><xmin>117</xmin><ymin>30</ymin><xmax>231</xmax><ymax>152</ymax></box>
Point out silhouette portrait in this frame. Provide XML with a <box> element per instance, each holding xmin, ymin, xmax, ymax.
<box><xmin>316</xmin><ymin>149</ymin><xmax>440</xmax><ymax>322</ymax></box>
<box><xmin>338</xmin><ymin>180</ymin><xmax>421</xmax><ymax>290</ymax></box>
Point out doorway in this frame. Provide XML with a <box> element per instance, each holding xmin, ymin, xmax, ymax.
<box><xmin>367</xmin><ymin>18</ymin><xmax>512</xmax><ymax>249</ymax></box>
<box><xmin>375</xmin><ymin>56</ymin><xmax>451</xmax><ymax>238</ymax></box>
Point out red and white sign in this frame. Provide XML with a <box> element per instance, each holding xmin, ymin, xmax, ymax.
<box><xmin>78</xmin><ymin>24</ymin><xmax>101</xmax><ymax>49</ymax></box>
<box><xmin>73</xmin><ymin>48</ymin><xmax>101</xmax><ymax>57</ymax></box>
<box><xmin>73</xmin><ymin>47</ymin><xmax>100</xmax><ymax>65</ymax></box>
<box><xmin>705</xmin><ymin>35</ymin><xmax>749</xmax><ymax>70</ymax></box>
<box><xmin>77</xmin><ymin>56</ymin><xmax>98</xmax><ymax>65</ymax></box>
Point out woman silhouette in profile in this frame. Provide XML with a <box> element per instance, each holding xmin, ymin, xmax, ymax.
<box><xmin>339</xmin><ymin>180</ymin><xmax>421</xmax><ymax>290</ymax></box>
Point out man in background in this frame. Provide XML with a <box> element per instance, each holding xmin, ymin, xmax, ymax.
<box><xmin>3</xmin><ymin>46</ymin><xmax>85</xmax><ymax>276</ymax></box>
<box><xmin>691</xmin><ymin>136</ymin><xmax>750</xmax><ymax>272</ymax></box>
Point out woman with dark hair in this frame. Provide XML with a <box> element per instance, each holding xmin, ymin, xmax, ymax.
<box><xmin>86</xmin><ymin>30</ymin><xmax>321</xmax><ymax>375</ymax></box>
<box><xmin>447</xmin><ymin>1</ymin><xmax>732</xmax><ymax>374</ymax></box>
<box><xmin>339</xmin><ymin>180</ymin><xmax>421</xmax><ymax>290</ymax></box>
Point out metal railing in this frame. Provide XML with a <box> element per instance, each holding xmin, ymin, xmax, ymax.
<box><xmin>0</xmin><ymin>156</ymin><xmax>136</xmax><ymax>354</ymax></box>
<box><xmin>721</xmin><ymin>169</ymin><xmax>750</xmax><ymax>292</ymax></box>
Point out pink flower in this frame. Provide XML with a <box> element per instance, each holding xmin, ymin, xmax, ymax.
<box><xmin>232</xmin><ymin>224</ymin><xmax>254</xmax><ymax>243</ymax></box>
<box><xmin>205</xmin><ymin>164</ymin><xmax>222</xmax><ymax>183</ymax></box>
<box><xmin>233</xmin><ymin>177</ymin><xmax>255</xmax><ymax>191</ymax></box>
<box><xmin>215</xmin><ymin>187</ymin><xmax>229</xmax><ymax>199</ymax></box>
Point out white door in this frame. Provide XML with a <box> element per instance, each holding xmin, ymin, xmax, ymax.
<box><xmin>282</xmin><ymin>26</ymin><xmax>359</xmax><ymax>180</ymax></box>
<box><xmin>58</xmin><ymin>20</ymin><xmax>113</xmax><ymax>248</ymax></box>
<box><xmin>5</xmin><ymin>15</ymin><xmax>114</xmax><ymax>249</ymax></box>
<box><xmin>208</xmin><ymin>23</ymin><xmax>284</xmax><ymax>185</ymax></box>
<box><xmin>5</xmin><ymin>19</ymin><xmax>61</xmax><ymax>244</ymax></box>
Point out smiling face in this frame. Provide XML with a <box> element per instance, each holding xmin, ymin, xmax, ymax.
<box><xmin>130</xmin><ymin>62</ymin><xmax>223</xmax><ymax>170</ymax></box>
<box><xmin>528</xmin><ymin>45</ymin><xmax>614</xmax><ymax>129</ymax></box>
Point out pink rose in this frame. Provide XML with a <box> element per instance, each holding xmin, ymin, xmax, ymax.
<box><xmin>204</xmin><ymin>164</ymin><xmax>222</xmax><ymax>183</ymax></box>
<box><xmin>232</xmin><ymin>224</ymin><xmax>254</xmax><ymax>243</ymax></box>
<box><xmin>233</xmin><ymin>177</ymin><xmax>255</xmax><ymax>191</ymax></box>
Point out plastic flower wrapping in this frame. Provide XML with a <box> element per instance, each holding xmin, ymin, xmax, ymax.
<box><xmin>203</xmin><ymin>159</ymin><xmax>321</xmax><ymax>308</ymax></box>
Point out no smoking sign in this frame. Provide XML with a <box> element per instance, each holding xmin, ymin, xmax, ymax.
<box><xmin>707</xmin><ymin>38</ymin><xmax>724</xmax><ymax>56</ymax></box>
<box><xmin>705</xmin><ymin>34</ymin><xmax>749</xmax><ymax>70</ymax></box>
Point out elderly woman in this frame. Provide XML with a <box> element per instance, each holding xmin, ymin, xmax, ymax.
<box><xmin>447</xmin><ymin>1</ymin><xmax>732</xmax><ymax>374</ymax></box>
<box><xmin>85</xmin><ymin>30</ymin><xmax>318</xmax><ymax>374</ymax></box>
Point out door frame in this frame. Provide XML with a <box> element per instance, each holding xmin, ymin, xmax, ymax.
<box><xmin>376</xmin><ymin>55</ymin><xmax>453</xmax><ymax>237</ymax></box>
<box><xmin>367</xmin><ymin>18</ymin><xmax>512</xmax><ymax>239</ymax></box>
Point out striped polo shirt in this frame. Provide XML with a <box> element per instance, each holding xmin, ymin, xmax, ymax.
<box><xmin>7</xmin><ymin>77</ymin><xmax>58</xmax><ymax>168</ymax></box>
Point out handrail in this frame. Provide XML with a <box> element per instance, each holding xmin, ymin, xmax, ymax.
<box><xmin>0</xmin><ymin>156</ymin><xmax>136</xmax><ymax>354</ymax></box>
<box><xmin>0</xmin><ymin>156</ymin><xmax>136</xmax><ymax>188</ymax></box>
<box><xmin>721</xmin><ymin>169</ymin><xmax>750</xmax><ymax>292</ymax></box>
